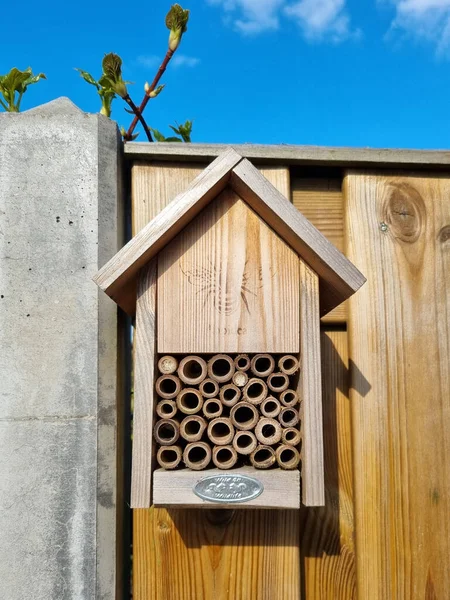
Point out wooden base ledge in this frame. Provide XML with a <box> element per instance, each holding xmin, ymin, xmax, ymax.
<box><xmin>153</xmin><ymin>466</ymin><xmax>300</xmax><ymax>509</ymax></box>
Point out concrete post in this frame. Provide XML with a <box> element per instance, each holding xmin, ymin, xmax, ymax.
<box><xmin>0</xmin><ymin>98</ymin><xmax>124</xmax><ymax>599</ymax></box>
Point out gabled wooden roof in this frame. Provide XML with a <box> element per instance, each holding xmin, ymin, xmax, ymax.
<box><xmin>94</xmin><ymin>148</ymin><xmax>365</xmax><ymax>316</ymax></box>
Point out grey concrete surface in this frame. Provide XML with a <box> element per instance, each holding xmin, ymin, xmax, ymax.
<box><xmin>0</xmin><ymin>98</ymin><xmax>123</xmax><ymax>599</ymax></box>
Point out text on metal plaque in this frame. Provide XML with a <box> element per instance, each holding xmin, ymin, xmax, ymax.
<box><xmin>193</xmin><ymin>474</ymin><xmax>264</xmax><ymax>504</ymax></box>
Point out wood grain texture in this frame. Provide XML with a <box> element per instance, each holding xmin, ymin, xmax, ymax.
<box><xmin>125</xmin><ymin>141</ymin><xmax>450</xmax><ymax>170</ymax></box>
<box><xmin>345</xmin><ymin>172</ymin><xmax>450</xmax><ymax>599</ymax></box>
<box><xmin>130</xmin><ymin>260</ymin><xmax>157</xmax><ymax>508</ymax></box>
<box><xmin>132</xmin><ymin>162</ymin><xmax>205</xmax><ymax>233</ymax></box>
<box><xmin>94</xmin><ymin>148</ymin><xmax>243</xmax><ymax>313</ymax></box>
<box><xmin>231</xmin><ymin>160</ymin><xmax>365</xmax><ymax>316</ymax></box>
<box><xmin>299</xmin><ymin>260</ymin><xmax>325</xmax><ymax>506</ymax></box>
<box><xmin>300</xmin><ymin>330</ymin><xmax>356</xmax><ymax>599</ymax></box>
<box><xmin>157</xmin><ymin>188</ymin><xmax>300</xmax><ymax>353</ymax></box>
<box><xmin>153</xmin><ymin>467</ymin><xmax>300</xmax><ymax>508</ymax></box>
<box><xmin>132</xmin><ymin>162</ymin><xmax>290</xmax><ymax>234</ymax></box>
<box><xmin>292</xmin><ymin>178</ymin><xmax>347</xmax><ymax>323</ymax></box>
<box><xmin>133</xmin><ymin>508</ymin><xmax>301</xmax><ymax>600</ymax></box>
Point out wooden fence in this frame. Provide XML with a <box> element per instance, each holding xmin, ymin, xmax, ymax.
<box><xmin>126</xmin><ymin>145</ymin><xmax>449</xmax><ymax>600</ymax></box>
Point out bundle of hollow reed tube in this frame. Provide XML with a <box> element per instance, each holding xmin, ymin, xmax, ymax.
<box><xmin>154</xmin><ymin>353</ymin><xmax>301</xmax><ymax>471</ymax></box>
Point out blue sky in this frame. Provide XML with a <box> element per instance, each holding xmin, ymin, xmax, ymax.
<box><xmin>2</xmin><ymin>0</ymin><xmax>450</xmax><ymax>148</ymax></box>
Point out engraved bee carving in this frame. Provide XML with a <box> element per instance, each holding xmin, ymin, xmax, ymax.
<box><xmin>181</xmin><ymin>261</ymin><xmax>275</xmax><ymax>316</ymax></box>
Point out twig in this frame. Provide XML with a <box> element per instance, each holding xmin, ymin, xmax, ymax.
<box><xmin>123</xmin><ymin>95</ymin><xmax>153</xmax><ymax>142</ymax></box>
<box><xmin>125</xmin><ymin>49</ymin><xmax>174</xmax><ymax>141</ymax></box>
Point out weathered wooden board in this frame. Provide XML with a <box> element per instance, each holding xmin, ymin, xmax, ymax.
<box><xmin>125</xmin><ymin>142</ymin><xmax>450</xmax><ymax>170</ymax></box>
<box><xmin>153</xmin><ymin>467</ymin><xmax>300</xmax><ymax>508</ymax></box>
<box><xmin>131</xmin><ymin>260</ymin><xmax>157</xmax><ymax>508</ymax></box>
<box><xmin>157</xmin><ymin>188</ymin><xmax>300</xmax><ymax>353</ymax></box>
<box><xmin>292</xmin><ymin>177</ymin><xmax>346</xmax><ymax>323</ymax></box>
<box><xmin>132</xmin><ymin>162</ymin><xmax>290</xmax><ymax>231</ymax></box>
<box><xmin>300</xmin><ymin>329</ymin><xmax>356</xmax><ymax>599</ymax></box>
<box><xmin>345</xmin><ymin>172</ymin><xmax>450</xmax><ymax>599</ymax></box>
<box><xmin>133</xmin><ymin>507</ymin><xmax>301</xmax><ymax>600</ymax></box>
<box><xmin>299</xmin><ymin>260</ymin><xmax>324</xmax><ymax>506</ymax></box>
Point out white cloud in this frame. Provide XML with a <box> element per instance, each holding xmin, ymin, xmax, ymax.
<box><xmin>207</xmin><ymin>0</ymin><xmax>359</xmax><ymax>40</ymax></box>
<box><xmin>171</xmin><ymin>54</ymin><xmax>201</xmax><ymax>68</ymax></box>
<box><xmin>207</xmin><ymin>0</ymin><xmax>285</xmax><ymax>34</ymax></box>
<box><xmin>284</xmin><ymin>0</ymin><xmax>360</xmax><ymax>42</ymax></box>
<box><xmin>388</xmin><ymin>0</ymin><xmax>450</xmax><ymax>54</ymax></box>
<box><xmin>136</xmin><ymin>55</ymin><xmax>160</xmax><ymax>69</ymax></box>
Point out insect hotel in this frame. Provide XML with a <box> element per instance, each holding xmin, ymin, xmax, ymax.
<box><xmin>94</xmin><ymin>148</ymin><xmax>365</xmax><ymax>509</ymax></box>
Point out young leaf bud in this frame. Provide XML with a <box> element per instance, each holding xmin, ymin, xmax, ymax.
<box><xmin>166</xmin><ymin>4</ymin><xmax>190</xmax><ymax>51</ymax></box>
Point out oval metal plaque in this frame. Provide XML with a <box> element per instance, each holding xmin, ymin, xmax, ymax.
<box><xmin>194</xmin><ymin>474</ymin><xmax>264</xmax><ymax>504</ymax></box>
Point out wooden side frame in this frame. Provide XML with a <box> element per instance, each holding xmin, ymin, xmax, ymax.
<box><xmin>299</xmin><ymin>260</ymin><xmax>325</xmax><ymax>506</ymax></box>
<box><xmin>131</xmin><ymin>260</ymin><xmax>157</xmax><ymax>508</ymax></box>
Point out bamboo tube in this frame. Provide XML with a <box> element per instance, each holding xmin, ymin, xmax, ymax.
<box><xmin>276</xmin><ymin>444</ymin><xmax>301</xmax><ymax>470</ymax></box>
<box><xmin>260</xmin><ymin>396</ymin><xmax>282</xmax><ymax>419</ymax></box>
<box><xmin>243</xmin><ymin>377</ymin><xmax>268</xmax><ymax>405</ymax></box>
<box><xmin>267</xmin><ymin>372</ymin><xmax>290</xmax><ymax>393</ymax></box>
<box><xmin>255</xmin><ymin>417</ymin><xmax>282</xmax><ymax>445</ymax></box>
<box><xmin>180</xmin><ymin>415</ymin><xmax>207</xmax><ymax>442</ymax></box>
<box><xmin>207</xmin><ymin>417</ymin><xmax>235</xmax><ymax>446</ymax></box>
<box><xmin>280</xmin><ymin>389</ymin><xmax>299</xmax><ymax>408</ymax></box>
<box><xmin>232</xmin><ymin>370</ymin><xmax>248</xmax><ymax>388</ymax></box>
<box><xmin>155</xmin><ymin>374</ymin><xmax>182</xmax><ymax>399</ymax></box>
<box><xmin>250</xmin><ymin>353</ymin><xmax>275</xmax><ymax>378</ymax></box>
<box><xmin>250</xmin><ymin>445</ymin><xmax>276</xmax><ymax>469</ymax></box>
<box><xmin>199</xmin><ymin>378</ymin><xmax>220</xmax><ymax>398</ymax></box>
<box><xmin>230</xmin><ymin>402</ymin><xmax>259</xmax><ymax>431</ymax></box>
<box><xmin>157</xmin><ymin>445</ymin><xmax>182</xmax><ymax>470</ymax></box>
<box><xmin>219</xmin><ymin>383</ymin><xmax>241</xmax><ymax>407</ymax></box>
<box><xmin>278</xmin><ymin>355</ymin><xmax>300</xmax><ymax>376</ymax></box>
<box><xmin>158</xmin><ymin>355</ymin><xmax>178</xmax><ymax>375</ymax></box>
<box><xmin>232</xmin><ymin>430</ymin><xmax>257</xmax><ymax>455</ymax></box>
<box><xmin>178</xmin><ymin>355</ymin><xmax>207</xmax><ymax>385</ymax></box>
<box><xmin>234</xmin><ymin>354</ymin><xmax>251</xmax><ymax>371</ymax></box>
<box><xmin>156</xmin><ymin>399</ymin><xmax>177</xmax><ymax>419</ymax></box>
<box><xmin>282</xmin><ymin>427</ymin><xmax>302</xmax><ymax>446</ymax></box>
<box><xmin>154</xmin><ymin>419</ymin><xmax>180</xmax><ymax>446</ymax></box>
<box><xmin>176</xmin><ymin>388</ymin><xmax>203</xmax><ymax>415</ymax></box>
<box><xmin>279</xmin><ymin>407</ymin><xmax>300</xmax><ymax>428</ymax></box>
<box><xmin>212</xmin><ymin>445</ymin><xmax>238</xmax><ymax>470</ymax></box>
<box><xmin>203</xmin><ymin>398</ymin><xmax>223</xmax><ymax>419</ymax></box>
<box><xmin>183</xmin><ymin>442</ymin><xmax>211</xmax><ymax>470</ymax></box>
<box><xmin>208</xmin><ymin>354</ymin><xmax>235</xmax><ymax>383</ymax></box>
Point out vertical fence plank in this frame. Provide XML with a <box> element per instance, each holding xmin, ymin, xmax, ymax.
<box><xmin>345</xmin><ymin>172</ymin><xmax>450</xmax><ymax>599</ymax></box>
<box><xmin>300</xmin><ymin>329</ymin><xmax>356</xmax><ymax>599</ymax></box>
<box><xmin>132</xmin><ymin>162</ymin><xmax>300</xmax><ymax>600</ymax></box>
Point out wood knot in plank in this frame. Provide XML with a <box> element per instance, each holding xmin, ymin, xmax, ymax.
<box><xmin>382</xmin><ymin>183</ymin><xmax>426</xmax><ymax>243</ymax></box>
<box><xmin>438</xmin><ymin>224</ymin><xmax>450</xmax><ymax>244</ymax></box>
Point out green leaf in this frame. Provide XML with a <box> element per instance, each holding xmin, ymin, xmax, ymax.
<box><xmin>102</xmin><ymin>53</ymin><xmax>122</xmax><ymax>83</ymax></box>
<box><xmin>150</xmin><ymin>128</ymin><xmax>166</xmax><ymax>142</ymax></box>
<box><xmin>0</xmin><ymin>68</ymin><xmax>32</xmax><ymax>94</ymax></box>
<box><xmin>166</xmin><ymin>4</ymin><xmax>189</xmax><ymax>33</ymax></box>
<box><xmin>164</xmin><ymin>136</ymin><xmax>183</xmax><ymax>142</ymax></box>
<box><xmin>98</xmin><ymin>74</ymin><xmax>114</xmax><ymax>90</ymax></box>
<box><xmin>21</xmin><ymin>72</ymin><xmax>46</xmax><ymax>90</ymax></box>
<box><xmin>0</xmin><ymin>67</ymin><xmax>46</xmax><ymax>112</ymax></box>
<box><xmin>75</xmin><ymin>69</ymin><xmax>99</xmax><ymax>89</ymax></box>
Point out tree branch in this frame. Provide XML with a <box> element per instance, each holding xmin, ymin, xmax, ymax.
<box><xmin>124</xmin><ymin>49</ymin><xmax>174</xmax><ymax>141</ymax></box>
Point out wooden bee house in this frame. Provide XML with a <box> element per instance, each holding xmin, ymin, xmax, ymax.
<box><xmin>94</xmin><ymin>148</ymin><xmax>365</xmax><ymax>509</ymax></box>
